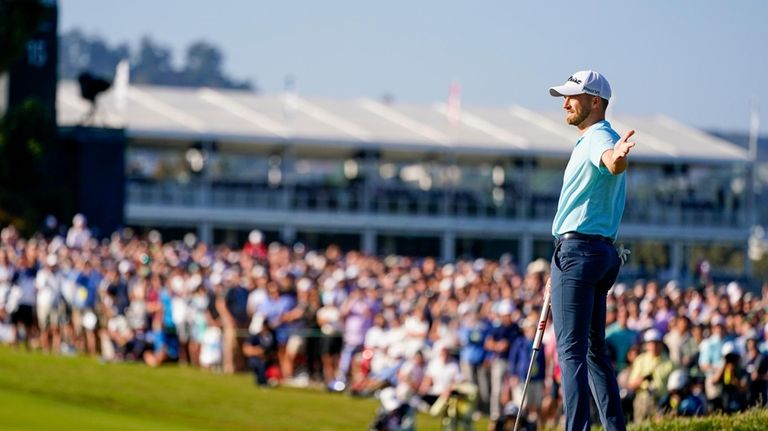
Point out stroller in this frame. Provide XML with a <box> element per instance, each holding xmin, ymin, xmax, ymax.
<box><xmin>370</xmin><ymin>387</ymin><xmax>417</xmax><ymax>431</ymax></box>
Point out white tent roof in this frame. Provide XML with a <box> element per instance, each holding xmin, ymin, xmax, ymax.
<box><xmin>57</xmin><ymin>81</ymin><xmax>748</xmax><ymax>164</ymax></box>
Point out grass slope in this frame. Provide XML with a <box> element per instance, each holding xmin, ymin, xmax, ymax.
<box><xmin>0</xmin><ymin>347</ymin><xmax>450</xmax><ymax>431</ymax></box>
<box><xmin>1</xmin><ymin>347</ymin><xmax>766</xmax><ymax>430</ymax></box>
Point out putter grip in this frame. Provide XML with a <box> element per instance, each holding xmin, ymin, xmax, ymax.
<box><xmin>532</xmin><ymin>289</ymin><xmax>551</xmax><ymax>350</ymax></box>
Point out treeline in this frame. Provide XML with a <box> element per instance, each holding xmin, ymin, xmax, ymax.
<box><xmin>59</xmin><ymin>29</ymin><xmax>255</xmax><ymax>90</ymax></box>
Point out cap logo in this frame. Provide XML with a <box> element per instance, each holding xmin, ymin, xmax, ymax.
<box><xmin>567</xmin><ymin>76</ymin><xmax>582</xmax><ymax>85</ymax></box>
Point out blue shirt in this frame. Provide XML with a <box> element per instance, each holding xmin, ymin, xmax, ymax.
<box><xmin>552</xmin><ymin>120</ymin><xmax>626</xmax><ymax>241</ymax></box>
<box><xmin>508</xmin><ymin>336</ymin><xmax>545</xmax><ymax>381</ymax></box>
<box><xmin>459</xmin><ymin>320</ymin><xmax>489</xmax><ymax>366</ymax></box>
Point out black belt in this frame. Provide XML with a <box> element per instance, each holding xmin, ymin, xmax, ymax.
<box><xmin>556</xmin><ymin>231</ymin><xmax>614</xmax><ymax>245</ymax></box>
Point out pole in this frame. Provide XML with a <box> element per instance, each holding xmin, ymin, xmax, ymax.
<box><xmin>513</xmin><ymin>282</ymin><xmax>552</xmax><ymax>431</ymax></box>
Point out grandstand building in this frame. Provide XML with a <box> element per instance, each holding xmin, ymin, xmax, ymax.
<box><xmin>57</xmin><ymin>81</ymin><xmax>752</xmax><ymax>282</ymax></box>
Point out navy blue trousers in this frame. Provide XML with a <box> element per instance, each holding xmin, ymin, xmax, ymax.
<box><xmin>550</xmin><ymin>238</ymin><xmax>626</xmax><ymax>431</ymax></box>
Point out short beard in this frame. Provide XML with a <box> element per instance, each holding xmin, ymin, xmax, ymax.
<box><xmin>567</xmin><ymin>105</ymin><xmax>591</xmax><ymax>126</ymax></box>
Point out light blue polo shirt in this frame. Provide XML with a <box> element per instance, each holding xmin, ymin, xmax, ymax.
<box><xmin>551</xmin><ymin>120</ymin><xmax>625</xmax><ymax>241</ymax></box>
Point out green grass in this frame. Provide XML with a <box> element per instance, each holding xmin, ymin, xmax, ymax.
<box><xmin>1</xmin><ymin>346</ymin><xmax>766</xmax><ymax>430</ymax></box>
<box><xmin>0</xmin><ymin>347</ymin><xmax>454</xmax><ymax>431</ymax></box>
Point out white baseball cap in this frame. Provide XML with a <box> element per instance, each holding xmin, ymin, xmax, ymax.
<box><xmin>643</xmin><ymin>328</ymin><xmax>663</xmax><ymax>343</ymax></box>
<box><xmin>549</xmin><ymin>70</ymin><xmax>612</xmax><ymax>100</ymax></box>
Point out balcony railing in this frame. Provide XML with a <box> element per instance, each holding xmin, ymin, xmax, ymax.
<box><xmin>126</xmin><ymin>180</ymin><xmax>745</xmax><ymax>227</ymax></box>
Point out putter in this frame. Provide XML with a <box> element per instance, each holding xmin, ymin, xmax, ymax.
<box><xmin>513</xmin><ymin>281</ymin><xmax>552</xmax><ymax>431</ymax></box>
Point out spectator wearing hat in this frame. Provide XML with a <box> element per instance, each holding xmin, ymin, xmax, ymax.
<box><xmin>713</xmin><ymin>341</ymin><xmax>748</xmax><ymax>412</ymax></box>
<box><xmin>257</xmin><ymin>281</ymin><xmax>296</xmax><ymax>379</ymax></box>
<box><xmin>658</xmin><ymin>369</ymin><xmax>706</xmax><ymax>417</ymax></box>
<box><xmin>66</xmin><ymin>214</ymin><xmax>91</xmax><ymax>249</ymax></box>
<box><xmin>458</xmin><ymin>306</ymin><xmax>490</xmax><ymax>414</ymax></box>
<box><xmin>506</xmin><ymin>315</ymin><xmax>545</xmax><ymax>427</ymax></box>
<box><xmin>9</xmin><ymin>252</ymin><xmax>38</xmax><ymax>349</ymax></box>
<box><xmin>484</xmin><ymin>300</ymin><xmax>519</xmax><ymax>425</ymax></box>
<box><xmin>627</xmin><ymin>329</ymin><xmax>674</xmax><ymax>423</ymax></box>
<box><xmin>743</xmin><ymin>330</ymin><xmax>768</xmax><ymax>407</ymax></box>
<box><xmin>35</xmin><ymin>254</ymin><xmax>62</xmax><ymax>353</ymax></box>
<box><xmin>243</xmin><ymin>315</ymin><xmax>277</xmax><ymax>386</ymax></box>
<box><xmin>698</xmin><ymin>315</ymin><xmax>727</xmax><ymax>405</ymax></box>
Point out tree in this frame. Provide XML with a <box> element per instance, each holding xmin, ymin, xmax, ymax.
<box><xmin>130</xmin><ymin>36</ymin><xmax>177</xmax><ymax>86</ymax></box>
<box><xmin>181</xmin><ymin>40</ymin><xmax>251</xmax><ymax>89</ymax></box>
<box><xmin>58</xmin><ymin>29</ymin><xmax>255</xmax><ymax>90</ymax></box>
<box><xmin>59</xmin><ymin>29</ymin><xmax>129</xmax><ymax>80</ymax></box>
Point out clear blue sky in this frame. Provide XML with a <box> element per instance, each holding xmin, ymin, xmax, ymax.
<box><xmin>60</xmin><ymin>0</ymin><xmax>768</xmax><ymax>134</ymax></box>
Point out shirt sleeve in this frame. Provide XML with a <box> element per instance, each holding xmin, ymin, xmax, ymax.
<box><xmin>589</xmin><ymin>130</ymin><xmax>617</xmax><ymax>174</ymax></box>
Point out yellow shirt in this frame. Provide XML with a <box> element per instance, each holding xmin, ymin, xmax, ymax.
<box><xmin>628</xmin><ymin>352</ymin><xmax>674</xmax><ymax>397</ymax></box>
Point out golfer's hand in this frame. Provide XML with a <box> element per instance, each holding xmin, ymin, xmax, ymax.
<box><xmin>614</xmin><ymin>130</ymin><xmax>636</xmax><ymax>159</ymax></box>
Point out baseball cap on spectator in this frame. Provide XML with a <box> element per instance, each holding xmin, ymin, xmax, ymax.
<box><xmin>521</xmin><ymin>316</ymin><xmax>537</xmax><ymax>330</ymax></box>
<box><xmin>667</xmin><ymin>369</ymin><xmax>688</xmax><ymax>392</ymax></box>
<box><xmin>643</xmin><ymin>328</ymin><xmax>663</xmax><ymax>343</ymax></box>
<box><xmin>118</xmin><ymin>260</ymin><xmax>132</xmax><ymax>275</ymax></box>
<box><xmin>147</xmin><ymin>229</ymin><xmax>162</xmax><ymax>244</ymax></box>
<box><xmin>439</xmin><ymin>278</ymin><xmax>452</xmax><ymax>293</ymax></box>
<box><xmin>345</xmin><ymin>265</ymin><xmax>360</xmax><ymax>280</ymax></box>
<box><xmin>710</xmin><ymin>314</ymin><xmax>726</xmax><ymax>328</ymax></box>
<box><xmin>744</xmin><ymin>328</ymin><xmax>759</xmax><ymax>341</ymax></box>
<box><xmin>472</xmin><ymin>258</ymin><xmax>486</xmax><ymax>273</ymax></box>
<box><xmin>297</xmin><ymin>277</ymin><xmax>312</xmax><ymax>292</ymax></box>
<box><xmin>332</xmin><ymin>268</ymin><xmax>345</xmax><ymax>282</ymax></box>
<box><xmin>526</xmin><ymin>258</ymin><xmax>549</xmax><ymax>274</ymax></box>
<box><xmin>457</xmin><ymin>302</ymin><xmax>476</xmax><ymax>316</ymax></box>
<box><xmin>442</xmin><ymin>264</ymin><xmax>455</xmax><ymax>277</ymax></box>
<box><xmin>497</xmin><ymin>300</ymin><xmax>514</xmax><ymax>316</ymax></box>
<box><xmin>549</xmin><ymin>70</ymin><xmax>612</xmax><ymax>100</ymax></box>
<box><xmin>721</xmin><ymin>341</ymin><xmax>741</xmax><ymax>357</ymax></box>
<box><xmin>251</xmin><ymin>265</ymin><xmax>266</xmax><ymax>278</ymax></box>
<box><xmin>322</xmin><ymin>277</ymin><xmax>338</xmax><ymax>291</ymax></box>
<box><xmin>454</xmin><ymin>275</ymin><xmax>467</xmax><ymax>290</ymax></box>
<box><xmin>73</xmin><ymin>213</ymin><xmax>87</xmax><ymax>227</ymax></box>
<box><xmin>611</xmin><ymin>283</ymin><xmax>627</xmax><ymax>297</ymax></box>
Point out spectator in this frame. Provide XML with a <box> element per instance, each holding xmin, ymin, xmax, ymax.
<box><xmin>10</xmin><ymin>252</ymin><xmax>38</xmax><ymax>349</ymax></box>
<box><xmin>627</xmin><ymin>329</ymin><xmax>674</xmax><ymax>423</ymax></box>
<box><xmin>66</xmin><ymin>213</ymin><xmax>91</xmax><ymax>249</ymax></box>
<box><xmin>258</xmin><ymin>281</ymin><xmax>296</xmax><ymax>380</ymax></box>
<box><xmin>664</xmin><ymin>316</ymin><xmax>697</xmax><ymax>368</ymax></box>
<box><xmin>506</xmin><ymin>315</ymin><xmax>545</xmax><ymax>426</ymax></box>
<box><xmin>699</xmin><ymin>315</ymin><xmax>728</xmax><ymax>406</ymax></box>
<box><xmin>658</xmin><ymin>369</ymin><xmax>706</xmax><ymax>417</ymax></box>
<box><xmin>743</xmin><ymin>330</ymin><xmax>768</xmax><ymax>407</ymax></box>
<box><xmin>458</xmin><ymin>306</ymin><xmax>490</xmax><ymax>414</ymax></box>
<box><xmin>714</xmin><ymin>341</ymin><xmax>748</xmax><ymax>413</ymax></box>
<box><xmin>606</xmin><ymin>306</ymin><xmax>637</xmax><ymax>372</ymax></box>
<box><xmin>338</xmin><ymin>286</ymin><xmax>376</xmax><ymax>383</ymax></box>
<box><xmin>419</xmin><ymin>343</ymin><xmax>462</xmax><ymax>405</ymax></box>
<box><xmin>35</xmin><ymin>254</ymin><xmax>62</xmax><ymax>353</ymax></box>
<box><xmin>242</xmin><ymin>315</ymin><xmax>277</xmax><ymax>386</ymax></box>
<box><xmin>485</xmin><ymin>300</ymin><xmax>519</xmax><ymax>425</ymax></box>
<box><xmin>0</xmin><ymin>224</ymin><xmax>766</xmax><ymax>429</ymax></box>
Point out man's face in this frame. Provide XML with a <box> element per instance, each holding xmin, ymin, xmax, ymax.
<box><xmin>562</xmin><ymin>93</ymin><xmax>595</xmax><ymax>126</ymax></box>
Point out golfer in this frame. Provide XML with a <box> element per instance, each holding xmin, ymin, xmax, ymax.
<box><xmin>548</xmin><ymin>70</ymin><xmax>635</xmax><ymax>431</ymax></box>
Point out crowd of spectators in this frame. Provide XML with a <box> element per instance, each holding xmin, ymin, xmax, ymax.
<box><xmin>1</xmin><ymin>216</ymin><xmax>767</xmax><ymax>430</ymax></box>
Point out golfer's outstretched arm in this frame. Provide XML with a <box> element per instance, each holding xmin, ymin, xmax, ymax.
<box><xmin>601</xmin><ymin>130</ymin><xmax>636</xmax><ymax>175</ymax></box>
